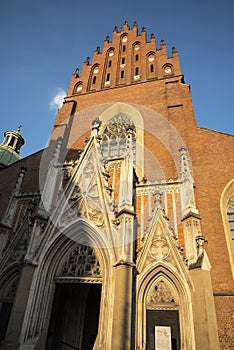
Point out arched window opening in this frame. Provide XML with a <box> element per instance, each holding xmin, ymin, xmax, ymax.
<box><xmin>135</xmin><ymin>67</ymin><xmax>139</xmax><ymax>75</ymax></box>
<box><xmin>135</xmin><ymin>54</ymin><xmax>139</xmax><ymax>62</ymax></box>
<box><xmin>123</xmin><ymin>45</ymin><xmax>126</xmax><ymax>52</ymax></box>
<box><xmin>121</xmin><ymin>70</ymin><xmax>124</xmax><ymax>79</ymax></box>
<box><xmin>227</xmin><ymin>196</ymin><xmax>234</xmax><ymax>241</ymax></box>
<box><xmin>163</xmin><ymin>64</ymin><xmax>173</xmax><ymax>75</ymax></box>
<box><xmin>148</xmin><ymin>56</ymin><xmax>154</xmax><ymax>62</ymax></box>
<box><xmin>108</xmin><ymin>60</ymin><xmax>112</xmax><ymax>67</ymax></box>
<box><xmin>104</xmin><ymin>73</ymin><xmax>111</xmax><ymax>87</ymax></box>
<box><xmin>100</xmin><ymin>113</ymin><xmax>136</xmax><ymax>162</ymax></box>
<box><xmin>150</xmin><ymin>64</ymin><xmax>154</xmax><ymax>73</ymax></box>
<box><xmin>3</xmin><ymin>136</ymin><xmax>9</xmax><ymax>146</ymax></box>
<box><xmin>74</xmin><ymin>82</ymin><xmax>83</xmax><ymax>94</ymax></box>
<box><xmin>134</xmin><ymin>44</ymin><xmax>140</xmax><ymax>51</ymax></box>
<box><xmin>92</xmin><ymin>76</ymin><xmax>97</xmax><ymax>84</ymax></box>
<box><xmin>9</xmin><ymin>137</ymin><xmax>15</xmax><ymax>148</ymax></box>
<box><xmin>121</xmin><ymin>57</ymin><xmax>125</xmax><ymax>65</ymax></box>
<box><xmin>221</xmin><ymin>182</ymin><xmax>234</xmax><ymax>279</ymax></box>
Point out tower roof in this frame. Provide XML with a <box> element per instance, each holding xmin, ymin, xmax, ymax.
<box><xmin>0</xmin><ymin>126</ymin><xmax>25</xmax><ymax>168</ymax></box>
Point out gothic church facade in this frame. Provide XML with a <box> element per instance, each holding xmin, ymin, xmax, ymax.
<box><xmin>0</xmin><ymin>22</ymin><xmax>233</xmax><ymax>350</ymax></box>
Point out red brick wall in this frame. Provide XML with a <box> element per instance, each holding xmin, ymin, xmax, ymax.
<box><xmin>214</xmin><ymin>295</ymin><xmax>234</xmax><ymax>349</ymax></box>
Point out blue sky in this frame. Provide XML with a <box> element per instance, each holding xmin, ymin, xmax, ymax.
<box><xmin>0</xmin><ymin>0</ymin><xmax>233</xmax><ymax>157</ymax></box>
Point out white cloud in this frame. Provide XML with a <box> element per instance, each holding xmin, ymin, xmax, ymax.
<box><xmin>49</xmin><ymin>88</ymin><xmax>66</xmax><ymax>111</ymax></box>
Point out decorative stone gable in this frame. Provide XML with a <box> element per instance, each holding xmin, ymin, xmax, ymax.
<box><xmin>137</xmin><ymin>206</ymin><xmax>189</xmax><ymax>277</ymax></box>
<box><xmin>66</xmin><ymin>21</ymin><xmax>181</xmax><ymax>97</ymax></box>
<box><xmin>58</xmin><ymin>145</ymin><xmax>113</xmax><ymax>230</ymax></box>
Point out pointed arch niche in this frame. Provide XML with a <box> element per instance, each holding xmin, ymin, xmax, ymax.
<box><xmin>0</xmin><ymin>264</ymin><xmax>20</xmax><ymax>344</ymax></box>
<box><xmin>99</xmin><ymin>102</ymin><xmax>144</xmax><ymax>178</ymax></box>
<box><xmin>220</xmin><ymin>179</ymin><xmax>234</xmax><ymax>279</ymax></box>
<box><xmin>136</xmin><ymin>265</ymin><xmax>196</xmax><ymax>350</ymax></box>
<box><xmin>20</xmin><ymin>219</ymin><xmax>113</xmax><ymax>349</ymax></box>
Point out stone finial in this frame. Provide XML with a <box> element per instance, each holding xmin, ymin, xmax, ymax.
<box><xmin>105</xmin><ymin>36</ymin><xmax>110</xmax><ymax>43</ymax></box>
<box><xmin>75</xmin><ymin>68</ymin><xmax>79</xmax><ymax>77</ymax></box>
<box><xmin>85</xmin><ymin>57</ymin><xmax>90</xmax><ymax>65</ymax></box>
<box><xmin>172</xmin><ymin>47</ymin><xmax>177</xmax><ymax>54</ymax></box>
<box><xmin>122</xmin><ymin>21</ymin><xmax>130</xmax><ymax>30</ymax></box>
<box><xmin>92</xmin><ymin>118</ymin><xmax>102</xmax><ymax>129</ymax></box>
<box><xmin>113</xmin><ymin>26</ymin><xmax>118</xmax><ymax>32</ymax></box>
<box><xmin>91</xmin><ymin>118</ymin><xmax>102</xmax><ymax>137</ymax></box>
<box><xmin>160</xmin><ymin>39</ymin><xmax>166</xmax><ymax>47</ymax></box>
<box><xmin>96</xmin><ymin>46</ymin><xmax>100</xmax><ymax>53</ymax></box>
<box><xmin>196</xmin><ymin>235</ymin><xmax>208</xmax><ymax>255</ymax></box>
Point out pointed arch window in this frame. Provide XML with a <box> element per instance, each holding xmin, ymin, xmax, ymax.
<box><xmin>88</xmin><ymin>65</ymin><xmax>99</xmax><ymax>90</ymax></box>
<box><xmin>73</xmin><ymin>82</ymin><xmax>83</xmax><ymax>94</ymax></box>
<box><xmin>100</xmin><ymin>113</ymin><xmax>136</xmax><ymax>161</ymax></box>
<box><xmin>147</xmin><ymin>53</ymin><xmax>155</xmax><ymax>78</ymax></box>
<box><xmin>227</xmin><ymin>195</ymin><xmax>234</xmax><ymax>241</ymax></box>
<box><xmin>221</xmin><ymin>182</ymin><xmax>234</xmax><ymax>279</ymax></box>
<box><xmin>105</xmin><ymin>73</ymin><xmax>111</xmax><ymax>86</ymax></box>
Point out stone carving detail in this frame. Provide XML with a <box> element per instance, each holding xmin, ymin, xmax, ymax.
<box><xmin>179</xmin><ymin>146</ymin><xmax>196</xmax><ymax>214</ymax></box>
<box><xmin>227</xmin><ymin>195</ymin><xmax>234</xmax><ymax>209</ymax></box>
<box><xmin>59</xmin><ymin>160</ymin><xmax>105</xmax><ymax>228</ymax></box>
<box><xmin>8</xmin><ymin>228</ymin><xmax>29</xmax><ymax>265</ymax></box>
<box><xmin>149</xmin><ymin>238</ymin><xmax>170</xmax><ymax>260</ymax></box>
<box><xmin>58</xmin><ymin>244</ymin><xmax>102</xmax><ymax>278</ymax></box>
<box><xmin>1</xmin><ymin>167</ymin><xmax>27</xmax><ymax>227</ymax></box>
<box><xmin>5</xmin><ymin>280</ymin><xmax>18</xmax><ymax>300</ymax></box>
<box><xmin>147</xmin><ymin>280</ymin><xmax>178</xmax><ymax>307</ymax></box>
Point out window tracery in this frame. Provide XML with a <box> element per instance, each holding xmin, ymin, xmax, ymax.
<box><xmin>58</xmin><ymin>244</ymin><xmax>101</xmax><ymax>278</ymax></box>
<box><xmin>227</xmin><ymin>194</ymin><xmax>234</xmax><ymax>241</ymax></box>
<box><xmin>100</xmin><ymin>113</ymin><xmax>136</xmax><ymax>161</ymax></box>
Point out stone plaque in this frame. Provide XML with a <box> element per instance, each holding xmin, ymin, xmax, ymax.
<box><xmin>155</xmin><ymin>326</ymin><xmax>172</xmax><ymax>350</ymax></box>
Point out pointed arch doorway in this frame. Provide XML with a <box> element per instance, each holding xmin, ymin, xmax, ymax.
<box><xmin>146</xmin><ymin>310</ymin><xmax>180</xmax><ymax>350</ymax></box>
<box><xmin>46</xmin><ymin>244</ymin><xmax>103</xmax><ymax>350</ymax></box>
<box><xmin>146</xmin><ymin>279</ymin><xmax>180</xmax><ymax>350</ymax></box>
<box><xmin>46</xmin><ymin>282</ymin><xmax>102</xmax><ymax>350</ymax></box>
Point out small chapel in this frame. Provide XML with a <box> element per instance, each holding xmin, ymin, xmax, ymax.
<box><xmin>0</xmin><ymin>22</ymin><xmax>233</xmax><ymax>350</ymax></box>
